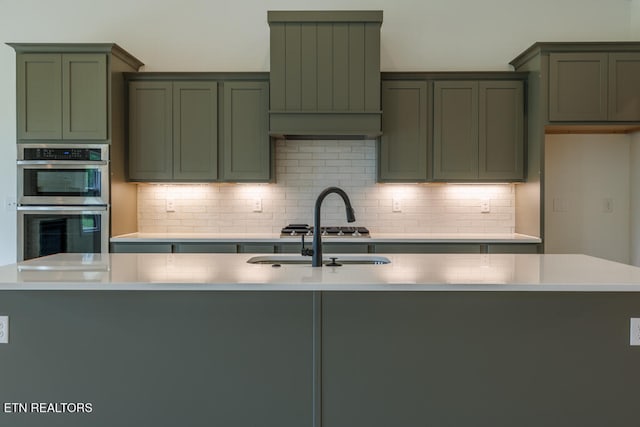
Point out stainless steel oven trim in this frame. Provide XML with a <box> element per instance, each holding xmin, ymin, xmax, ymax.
<box><xmin>18</xmin><ymin>163</ymin><xmax>109</xmax><ymax>206</ymax></box>
<box><xmin>17</xmin><ymin>205</ymin><xmax>109</xmax><ymax>262</ymax></box>
<box><xmin>17</xmin><ymin>143</ymin><xmax>109</xmax><ymax>161</ymax></box>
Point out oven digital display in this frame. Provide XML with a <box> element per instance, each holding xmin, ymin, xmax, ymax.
<box><xmin>23</xmin><ymin>148</ymin><xmax>103</xmax><ymax>161</ymax></box>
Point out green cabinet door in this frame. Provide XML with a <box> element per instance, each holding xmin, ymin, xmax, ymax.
<box><xmin>174</xmin><ymin>243</ymin><xmax>237</xmax><ymax>253</ymax></box>
<box><xmin>378</xmin><ymin>80</ymin><xmax>429</xmax><ymax>182</ymax></box>
<box><xmin>16</xmin><ymin>53</ymin><xmax>108</xmax><ymax>141</ymax></box>
<box><xmin>62</xmin><ymin>54</ymin><xmax>107</xmax><ymax>140</ymax></box>
<box><xmin>173</xmin><ymin>82</ymin><xmax>218</xmax><ymax>180</ymax></box>
<box><xmin>608</xmin><ymin>52</ymin><xmax>640</xmax><ymax>121</ymax></box>
<box><xmin>433</xmin><ymin>81</ymin><xmax>479</xmax><ymax>180</ymax></box>
<box><xmin>110</xmin><ymin>242</ymin><xmax>173</xmax><ymax>253</ymax></box>
<box><xmin>549</xmin><ymin>52</ymin><xmax>608</xmax><ymax>121</ymax></box>
<box><xmin>129</xmin><ymin>81</ymin><xmax>218</xmax><ymax>182</ymax></box>
<box><xmin>16</xmin><ymin>53</ymin><xmax>62</xmax><ymax>140</ymax></box>
<box><xmin>373</xmin><ymin>243</ymin><xmax>482</xmax><ymax>253</ymax></box>
<box><xmin>479</xmin><ymin>81</ymin><xmax>524</xmax><ymax>180</ymax></box>
<box><xmin>433</xmin><ymin>80</ymin><xmax>524</xmax><ymax>182</ymax></box>
<box><xmin>487</xmin><ymin>243</ymin><xmax>541</xmax><ymax>254</ymax></box>
<box><xmin>549</xmin><ymin>52</ymin><xmax>640</xmax><ymax>122</ymax></box>
<box><xmin>222</xmin><ymin>81</ymin><xmax>270</xmax><ymax>181</ymax></box>
<box><xmin>128</xmin><ymin>81</ymin><xmax>173</xmax><ymax>180</ymax></box>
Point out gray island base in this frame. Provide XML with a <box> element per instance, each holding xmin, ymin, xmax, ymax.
<box><xmin>1</xmin><ymin>253</ymin><xmax>640</xmax><ymax>427</ymax></box>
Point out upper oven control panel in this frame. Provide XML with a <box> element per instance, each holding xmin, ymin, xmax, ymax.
<box><xmin>17</xmin><ymin>144</ymin><xmax>108</xmax><ymax>162</ymax></box>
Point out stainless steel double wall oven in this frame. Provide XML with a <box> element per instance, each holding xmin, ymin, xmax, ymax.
<box><xmin>17</xmin><ymin>144</ymin><xmax>109</xmax><ymax>261</ymax></box>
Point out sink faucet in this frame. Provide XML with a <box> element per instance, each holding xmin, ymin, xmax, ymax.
<box><xmin>310</xmin><ymin>187</ymin><xmax>356</xmax><ymax>267</ymax></box>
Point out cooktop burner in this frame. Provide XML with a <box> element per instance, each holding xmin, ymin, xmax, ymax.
<box><xmin>281</xmin><ymin>224</ymin><xmax>370</xmax><ymax>237</ymax></box>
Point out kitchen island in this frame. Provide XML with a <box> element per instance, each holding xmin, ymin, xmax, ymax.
<box><xmin>1</xmin><ymin>253</ymin><xmax>639</xmax><ymax>427</ymax></box>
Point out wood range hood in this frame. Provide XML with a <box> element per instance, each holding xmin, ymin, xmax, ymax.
<box><xmin>268</xmin><ymin>11</ymin><xmax>383</xmax><ymax>139</ymax></box>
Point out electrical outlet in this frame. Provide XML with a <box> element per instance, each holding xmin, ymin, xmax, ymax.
<box><xmin>166</xmin><ymin>199</ymin><xmax>175</xmax><ymax>212</ymax></box>
<box><xmin>253</xmin><ymin>198</ymin><xmax>262</xmax><ymax>212</ymax></box>
<box><xmin>630</xmin><ymin>318</ymin><xmax>640</xmax><ymax>346</ymax></box>
<box><xmin>480</xmin><ymin>199</ymin><xmax>491</xmax><ymax>213</ymax></box>
<box><xmin>392</xmin><ymin>199</ymin><xmax>402</xmax><ymax>212</ymax></box>
<box><xmin>0</xmin><ymin>316</ymin><xmax>8</xmax><ymax>344</ymax></box>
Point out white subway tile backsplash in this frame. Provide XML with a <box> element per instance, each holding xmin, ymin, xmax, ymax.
<box><xmin>137</xmin><ymin>139</ymin><xmax>516</xmax><ymax>234</ymax></box>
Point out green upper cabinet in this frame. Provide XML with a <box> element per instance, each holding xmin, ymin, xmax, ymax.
<box><xmin>549</xmin><ymin>53</ymin><xmax>608</xmax><ymax>121</ymax></box>
<box><xmin>221</xmin><ymin>81</ymin><xmax>270</xmax><ymax>182</ymax></box>
<box><xmin>16</xmin><ymin>53</ymin><xmax>107</xmax><ymax>141</ymax></box>
<box><xmin>16</xmin><ymin>54</ymin><xmax>61</xmax><ymax>140</ymax></box>
<box><xmin>174</xmin><ymin>82</ymin><xmax>218</xmax><ymax>181</ymax></box>
<box><xmin>378</xmin><ymin>80</ymin><xmax>429</xmax><ymax>182</ymax></box>
<box><xmin>608</xmin><ymin>53</ymin><xmax>640</xmax><ymax>121</ymax></box>
<box><xmin>128</xmin><ymin>80</ymin><xmax>217</xmax><ymax>182</ymax></box>
<box><xmin>433</xmin><ymin>81</ymin><xmax>479</xmax><ymax>180</ymax></box>
<box><xmin>127</xmin><ymin>74</ymin><xmax>270</xmax><ymax>183</ymax></box>
<box><xmin>549</xmin><ymin>51</ymin><xmax>640</xmax><ymax>122</ymax></box>
<box><xmin>433</xmin><ymin>80</ymin><xmax>524</xmax><ymax>181</ymax></box>
<box><xmin>479</xmin><ymin>81</ymin><xmax>524</xmax><ymax>180</ymax></box>
<box><xmin>128</xmin><ymin>81</ymin><xmax>174</xmax><ymax>181</ymax></box>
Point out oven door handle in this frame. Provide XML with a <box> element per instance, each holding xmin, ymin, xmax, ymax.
<box><xmin>17</xmin><ymin>206</ymin><xmax>108</xmax><ymax>213</ymax></box>
<box><xmin>17</xmin><ymin>160</ymin><xmax>108</xmax><ymax>166</ymax></box>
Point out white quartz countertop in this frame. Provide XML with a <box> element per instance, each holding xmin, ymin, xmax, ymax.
<box><xmin>110</xmin><ymin>232</ymin><xmax>541</xmax><ymax>244</ymax></box>
<box><xmin>1</xmin><ymin>253</ymin><xmax>639</xmax><ymax>291</ymax></box>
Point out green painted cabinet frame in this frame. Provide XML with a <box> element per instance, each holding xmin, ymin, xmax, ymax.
<box><xmin>608</xmin><ymin>52</ymin><xmax>640</xmax><ymax>121</ymax></box>
<box><xmin>378</xmin><ymin>80</ymin><xmax>430</xmax><ymax>182</ymax></box>
<box><xmin>16</xmin><ymin>53</ymin><xmax>107</xmax><ymax>141</ymax></box>
<box><xmin>128</xmin><ymin>80</ymin><xmax>218</xmax><ymax>181</ymax></box>
<box><xmin>479</xmin><ymin>81</ymin><xmax>525</xmax><ymax>180</ymax></box>
<box><xmin>549</xmin><ymin>52</ymin><xmax>608</xmax><ymax>121</ymax></box>
<box><xmin>221</xmin><ymin>81</ymin><xmax>270</xmax><ymax>182</ymax></box>
<box><xmin>433</xmin><ymin>81</ymin><xmax>479</xmax><ymax>180</ymax></box>
<box><xmin>174</xmin><ymin>82</ymin><xmax>218</xmax><ymax>181</ymax></box>
<box><xmin>549</xmin><ymin>51</ymin><xmax>640</xmax><ymax>122</ymax></box>
<box><xmin>128</xmin><ymin>81</ymin><xmax>174</xmax><ymax>180</ymax></box>
<box><xmin>433</xmin><ymin>80</ymin><xmax>524</xmax><ymax>181</ymax></box>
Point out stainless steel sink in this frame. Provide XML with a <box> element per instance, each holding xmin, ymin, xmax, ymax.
<box><xmin>246</xmin><ymin>255</ymin><xmax>391</xmax><ymax>265</ymax></box>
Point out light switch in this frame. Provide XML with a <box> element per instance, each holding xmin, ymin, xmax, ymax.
<box><xmin>553</xmin><ymin>198</ymin><xmax>568</xmax><ymax>213</ymax></box>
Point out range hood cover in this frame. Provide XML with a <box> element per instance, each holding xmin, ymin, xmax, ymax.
<box><xmin>268</xmin><ymin>11</ymin><xmax>383</xmax><ymax>138</ymax></box>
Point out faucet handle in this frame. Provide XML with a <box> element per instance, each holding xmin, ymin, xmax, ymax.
<box><xmin>300</xmin><ymin>234</ymin><xmax>314</xmax><ymax>257</ymax></box>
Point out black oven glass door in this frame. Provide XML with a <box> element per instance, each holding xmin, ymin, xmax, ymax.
<box><xmin>18</xmin><ymin>164</ymin><xmax>108</xmax><ymax>205</ymax></box>
<box><xmin>18</xmin><ymin>207</ymin><xmax>108</xmax><ymax>261</ymax></box>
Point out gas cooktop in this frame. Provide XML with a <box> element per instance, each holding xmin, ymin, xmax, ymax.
<box><xmin>281</xmin><ymin>224</ymin><xmax>370</xmax><ymax>237</ymax></box>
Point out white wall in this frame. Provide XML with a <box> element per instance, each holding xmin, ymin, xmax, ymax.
<box><xmin>545</xmin><ymin>134</ymin><xmax>631</xmax><ymax>264</ymax></box>
<box><xmin>0</xmin><ymin>0</ymin><xmax>635</xmax><ymax>264</ymax></box>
